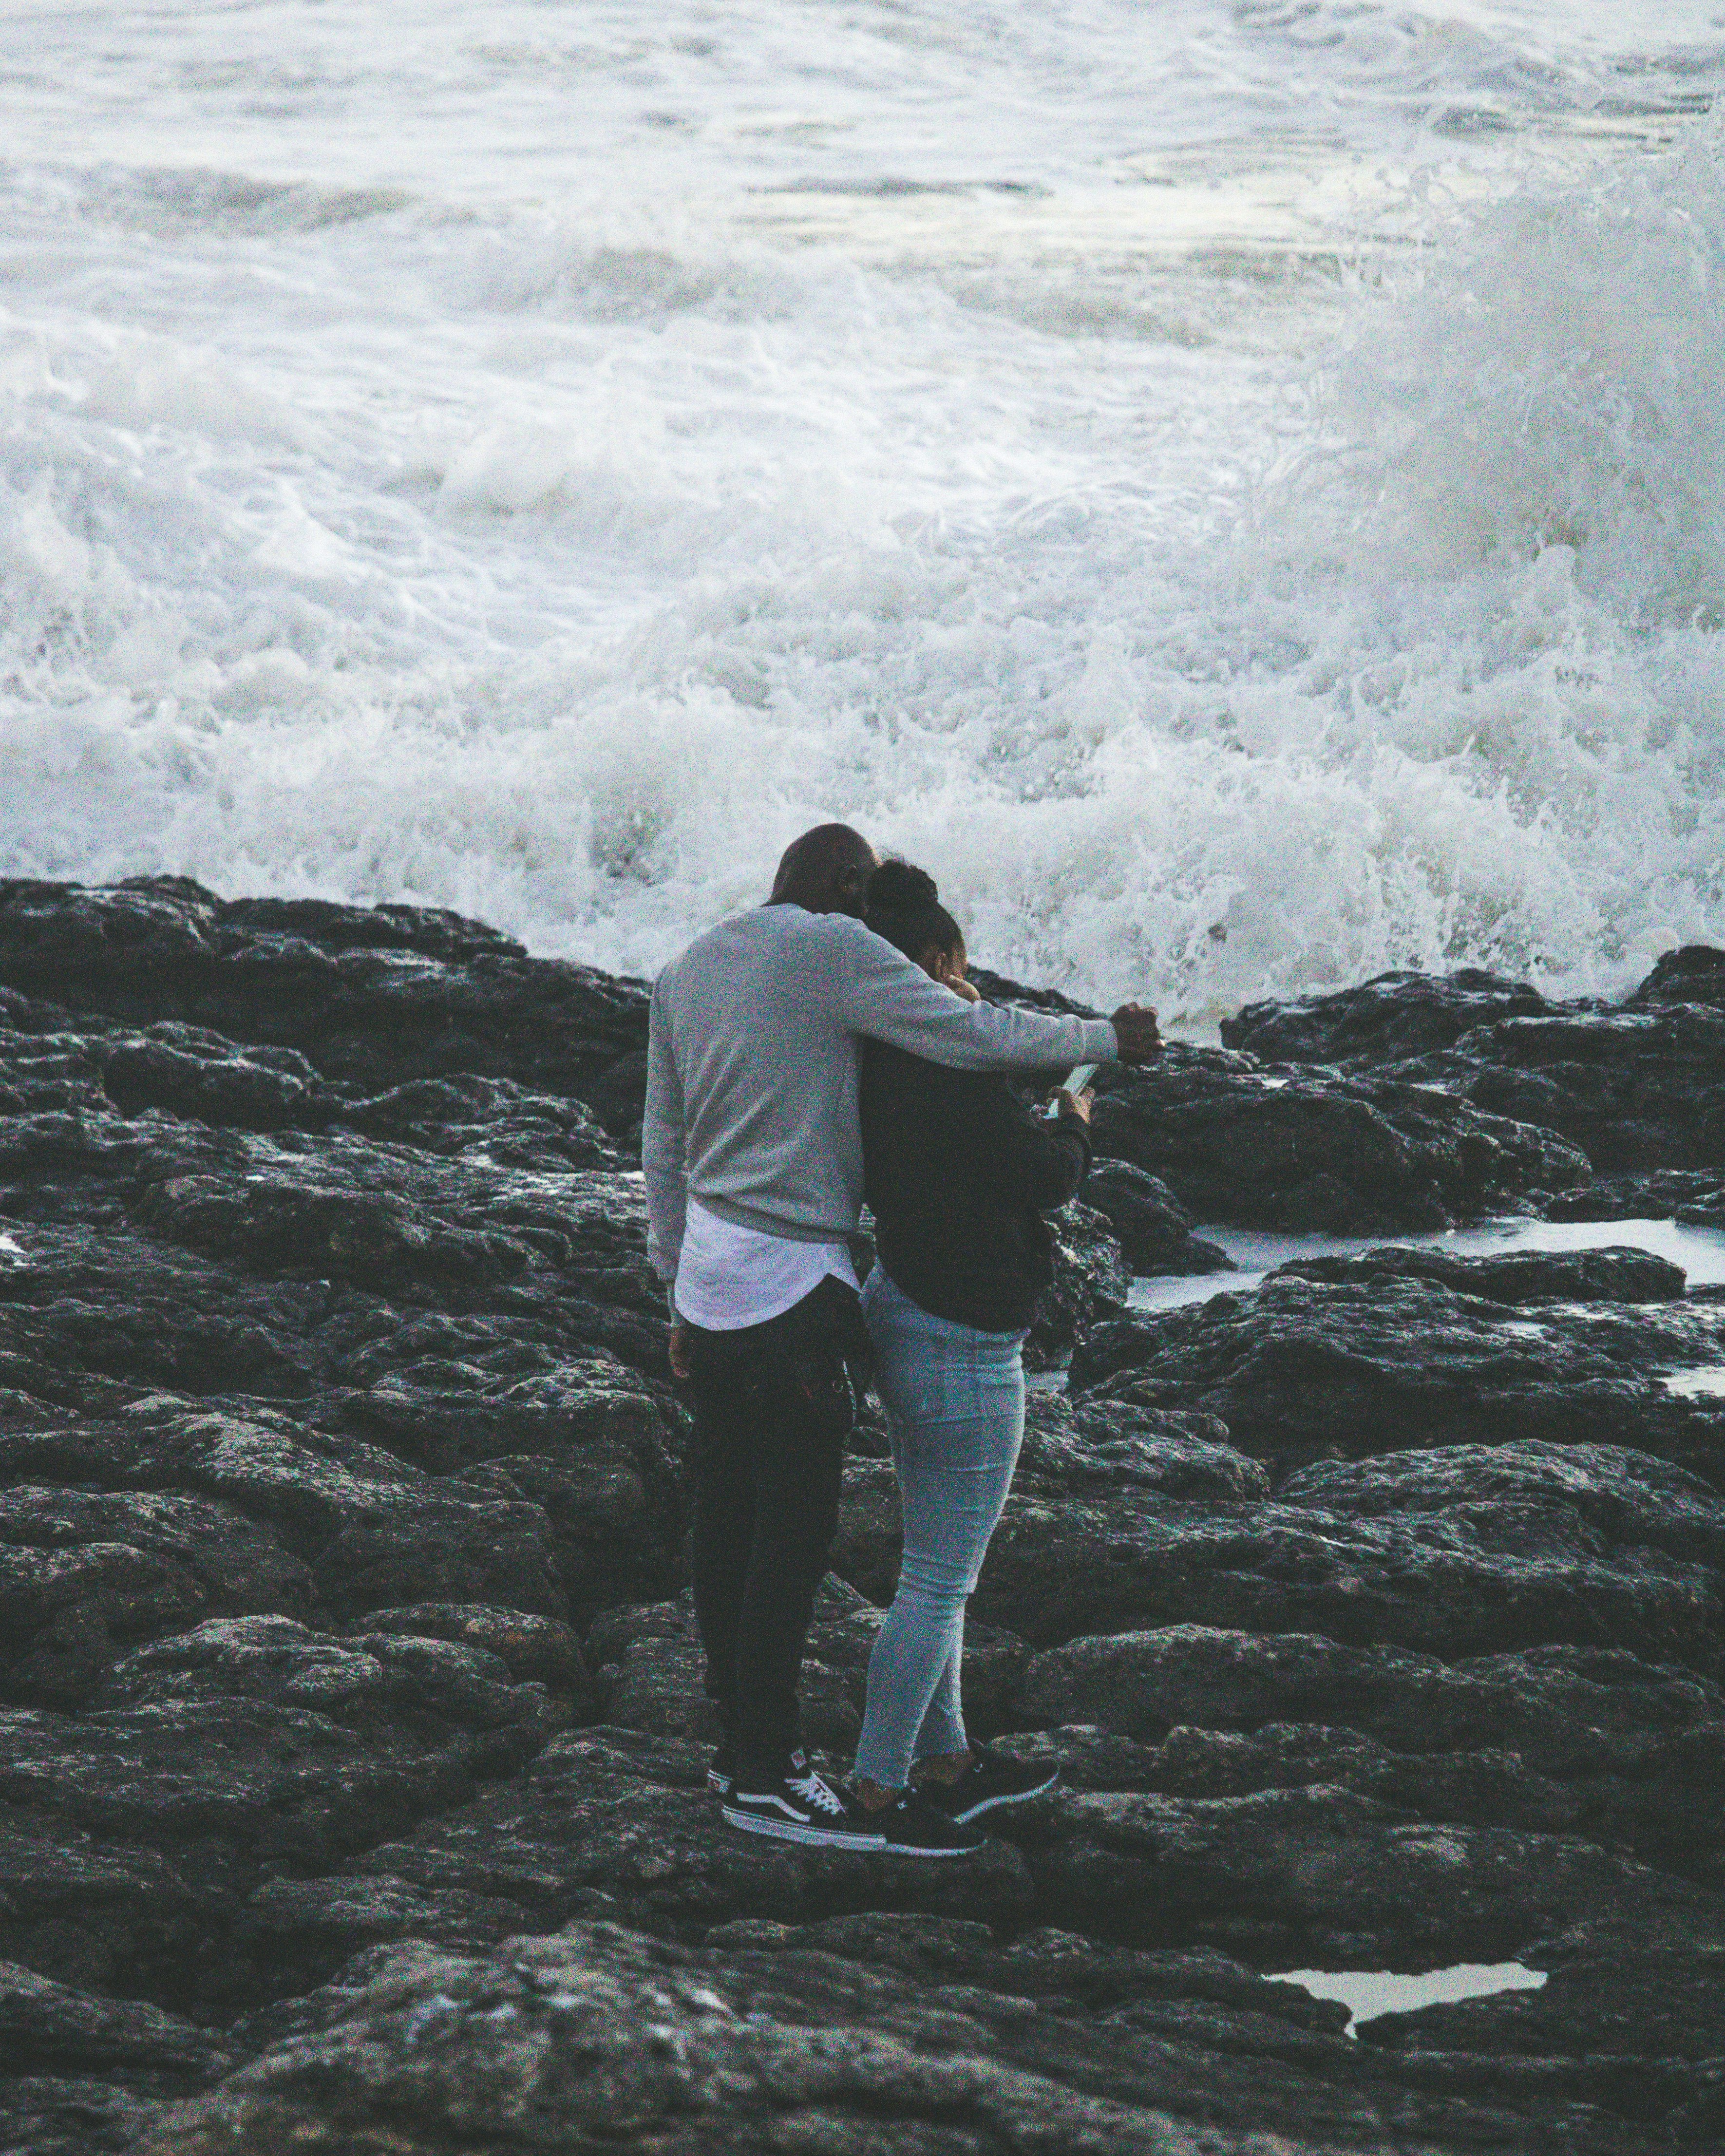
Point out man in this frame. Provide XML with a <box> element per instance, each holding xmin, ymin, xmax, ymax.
<box><xmin>643</xmin><ymin>823</ymin><xmax>1160</xmax><ymax>1853</ymax></box>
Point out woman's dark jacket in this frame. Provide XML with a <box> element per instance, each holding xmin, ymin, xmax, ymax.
<box><xmin>859</xmin><ymin>1037</ymin><xmax>1090</xmax><ymax>1332</ymax></box>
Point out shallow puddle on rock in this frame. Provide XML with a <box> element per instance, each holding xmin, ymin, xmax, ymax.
<box><xmin>1663</xmin><ymin>1365</ymin><xmax>1725</xmax><ymax>1397</ymax></box>
<box><xmin>1277</xmin><ymin>1961</ymin><xmax>1547</xmax><ymax>2035</ymax></box>
<box><xmin>1128</xmin><ymin>1215</ymin><xmax>1725</xmax><ymax>1314</ymax></box>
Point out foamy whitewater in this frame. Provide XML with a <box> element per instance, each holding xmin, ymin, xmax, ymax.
<box><xmin>3</xmin><ymin>3</ymin><xmax>1725</xmax><ymax>1024</ymax></box>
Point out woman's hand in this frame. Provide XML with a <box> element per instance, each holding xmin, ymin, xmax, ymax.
<box><xmin>932</xmin><ymin>953</ymin><xmax>981</xmax><ymax>1002</ymax></box>
<box><xmin>669</xmin><ymin>1321</ymin><xmax>693</xmax><ymax>1380</ymax></box>
<box><xmin>1053</xmin><ymin>1085</ymin><xmax>1094</xmax><ymax>1126</ymax></box>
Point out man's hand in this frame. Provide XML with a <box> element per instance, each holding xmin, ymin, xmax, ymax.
<box><xmin>669</xmin><ymin>1321</ymin><xmax>693</xmax><ymax>1381</ymax></box>
<box><xmin>1054</xmin><ymin>1085</ymin><xmax>1095</xmax><ymax>1126</ymax></box>
<box><xmin>1110</xmin><ymin>1002</ymin><xmax>1163</xmax><ymax>1065</ymax></box>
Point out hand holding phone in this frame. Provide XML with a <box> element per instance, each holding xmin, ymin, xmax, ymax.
<box><xmin>1044</xmin><ymin>1062</ymin><xmax>1098</xmax><ymax>1118</ymax></box>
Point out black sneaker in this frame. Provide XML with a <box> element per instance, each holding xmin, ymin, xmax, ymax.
<box><xmin>874</xmin><ymin>1790</ymin><xmax>990</xmax><ymax>1858</ymax></box>
<box><xmin>722</xmin><ymin>1752</ymin><xmax>886</xmax><ymax>1850</ymax></box>
<box><xmin>706</xmin><ymin>1737</ymin><xmax>737</xmax><ymax>1797</ymax></box>
<box><xmin>917</xmin><ymin>1747</ymin><xmax>1059</xmax><ymax>1824</ymax></box>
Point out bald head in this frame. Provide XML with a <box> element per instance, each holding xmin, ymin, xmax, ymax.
<box><xmin>768</xmin><ymin>824</ymin><xmax>879</xmax><ymax>917</ymax></box>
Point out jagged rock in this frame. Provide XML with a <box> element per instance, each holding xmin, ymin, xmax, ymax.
<box><xmin>1017</xmin><ymin>1717</ymin><xmax>1725</xmax><ymax>1894</ymax></box>
<box><xmin>1395</xmin><ymin>1008</ymin><xmax>1725</xmax><ymax>1174</ymax></box>
<box><xmin>1357</xmin><ymin>1920</ymin><xmax>1725</xmax><ymax>2141</ymax></box>
<box><xmin>0</xmin><ymin>1484</ymin><xmax>312</xmax><ymax>1706</ymax></box>
<box><xmin>0</xmin><ymin>1696</ymin><xmax>479</xmax><ymax>1870</ymax></box>
<box><xmin>1089</xmin><ymin>1047</ymin><xmax>1588</xmax><ymax>1234</ymax></box>
<box><xmin>101</xmin><ymin>1031</ymin><xmax>329</xmax><ymax>1132</ymax></box>
<box><xmin>1024</xmin><ymin>1200</ymin><xmax>1129</xmax><ymax>1368</ymax></box>
<box><xmin>0</xmin><ymin>878</ymin><xmax>651</xmax><ymax>1113</ymax></box>
<box><xmin>0</xmin><ymin>1807</ymin><xmax>220</xmax><ymax>2000</ymax></box>
<box><xmin>1278</xmin><ymin>1440</ymin><xmax>1725</xmax><ymax>1570</ymax></box>
<box><xmin>1079</xmin><ymin>1160</ymin><xmax>1232</xmax><ymax>1277</ymax></box>
<box><xmin>0</xmin><ymin>1220</ymin><xmax>322</xmax><ymax>1403</ymax></box>
<box><xmin>0</xmin><ymin>2075</ymin><xmax>165</xmax><ymax>2156</ymax></box>
<box><xmin>1547</xmin><ymin>1169</ymin><xmax>1725</xmax><ymax>1223</ymax></box>
<box><xmin>99</xmin><ymin>1614</ymin><xmax>551</xmax><ymax>1755</ymax></box>
<box><xmin>1022</xmin><ymin>1779</ymin><xmax>1718</xmax><ymax>1967</ymax></box>
<box><xmin>0</xmin><ymin>1619</ymin><xmax>555</xmax><ymax>1872</ymax></box>
<box><xmin>1221</xmin><ymin>967</ymin><xmax>1560</xmax><ymax>1066</ymax></box>
<box><xmin>339</xmin><ymin>1072</ymin><xmax>621</xmax><ymax>1167</ymax></box>
<box><xmin>141</xmin><ymin>1913</ymin><xmax>1716</xmax><ymax>2156</ymax></box>
<box><xmin>1013</xmin><ymin>1393</ymin><xmax>1268</xmax><ymax>1503</ymax></box>
<box><xmin>958</xmin><ymin>1424</ymin><xmax>1725</xmax><ymax>1661</ymax></box>
<box><xmin>340</xmin><ymin>1604</ymin><xmax>587</xmax><ymax>1692</ymax></box>
<box><xmin>0</xmin><ymin>1957</ymin><xmax>229</xmax><ymax>2082</ymax></box>
<box><xmin>1275</xmin><ymin>1243</ymin><xmax>1687</xmax><ymax>1305</ymax></box>
<box><xmin>1016</xmin><ymin>1625</ymin><xmax>1724</xmax><ymax>1770</ymax></box>
<box><xmin>1628</xmin><ymin>943</ymin><xmax>1725</xmax><ymax>1011</ymax></box>
<box><xmin>1068</xmin><ymin>1268</ymin><xmax>1725</xmax><ymax>1475</ymax></box>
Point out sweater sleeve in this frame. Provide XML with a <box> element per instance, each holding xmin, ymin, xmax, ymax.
<box><xmin>830</xmin><ymin>919</ymin><xmax>1119</xmax><ymax>1068</ymax></box>
<box><xmin>641</xmin><ymin>973</ymin><xmax>688</xmax><ymax>1285</ymax></box>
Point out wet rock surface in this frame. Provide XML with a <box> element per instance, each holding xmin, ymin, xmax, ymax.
<box><xmin>1</xmin><ymin>881</ymin><xmax>1724</xmax><ymax>2153</ymax></box>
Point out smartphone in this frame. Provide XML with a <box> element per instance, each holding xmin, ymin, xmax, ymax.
<box><xmin>1044</xmin><ymin>1062</ymin><xmax>1098</xmax><ymax>1117</ymax></box>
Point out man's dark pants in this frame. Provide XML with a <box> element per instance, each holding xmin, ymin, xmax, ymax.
<box><xmin>683</xmin><ymin>1276</ymin><xmax>867</xmax><ymax>1783</ymax></box>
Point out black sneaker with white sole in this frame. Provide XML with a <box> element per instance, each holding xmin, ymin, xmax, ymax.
<box><xmin>722</xmin><ymin>1752</ymin><xmax>886</xmax><ymax>1850</ymax></box>
<box><xmin>917</xmin><ymin>1747</ymin><xmax>1059</xmax><ymax>1824</ymax></box>
<box><xmin>706</xmin><ymin>1738</ymin><xmax>737</xmax><ymax>1797</ymax></box>
<box><xmin>873</xmin><ymin>1790</ymin><xmax>989</xmax><ymax>1857</ymax></box>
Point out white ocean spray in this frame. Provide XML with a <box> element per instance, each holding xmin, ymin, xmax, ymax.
<box><xmin>1</xmin><ymin>2</ymin><xmax>1723</xmax><ymax>1027</ymax></box>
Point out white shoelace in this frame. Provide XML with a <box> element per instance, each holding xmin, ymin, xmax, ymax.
<box><xmin>788</xmin><ymin>1766</ymin><xmax>846</xmax><ymax>1816</ymax></box>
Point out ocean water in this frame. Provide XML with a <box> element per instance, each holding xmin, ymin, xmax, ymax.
<box><xmin>3</xmin><ymin>3</ymin><xmax>1725</xmax><ymax>1025</ymax></box>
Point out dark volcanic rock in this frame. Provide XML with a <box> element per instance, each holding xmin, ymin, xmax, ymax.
<box><xmin>1025</xmin><ymin>1199</ymin><xmax>1129</xmax><ymax>1367</ymax></box>
<box><xmin>1219</xmin><ymin>950</ymin><xmax>1725</xmax><ymax>1176</ymax></box>
<box><xmin>1546</xmin><ymin>1169</ymin><xmax>1725</xmax><ymax>1224</ymax></box>
<box><xmin>1069</xmin><ymin>1267</ymin><xmax>1725</xmax><ymax>1475</ymax></box>
<box><xmin>0</xmin><ymin>1806</ymin><xmax>219</xmax><ymax>2002</ymax></box>
<box><xmin>968</xmin><ymin>1452</ymin><xmax>1725</xmax><ymax>1663</ymax></box>
<box><xmin>0</xmin><ymin>2073</ymin><xmax>165</xmax><ymax>2156</ymax></box>
<box><xmin>1090</xmin><ymin>1048</ymin><xmax>1588</xmax><ymax>1233</ymax></box>
<box><xmin>1082</xmin><ymin>1159</ymin><xmax>1233</xmax><ymax>1276</ymax></box>
<box><xmin>0</xmin><ymin>1611</ymin><xmax>552</xmax><ymax>1869</ymax></box>
<box><xmin>1356</xmin><ymin>1915</ymin><xmax>1725</xmax><ymax>2141</ymax></box>
<box><xmin>5</xmin><ymin>880</ymin><xmax>1725</xmax><ymax>2154</ymax></box>
<box><xmin>1012</xmin><ymin>1627</ymin><xmax>1725</xmax><ymax>1916</ymax></box>
<box><xmin>138</xmin><ymin>1912</ymin><xmax>1725</xmax><ymax>2156</ymax></box>
<box><xmin>1626</xmin><ymin>942</ymin><xmax>1725</xmax><ymax>1011</ymax></box>
<box><xmin>1397</xmin><ymin>1007</ymin><xmax>1725</xmax><ymax>1174</ymax></box>
<box><xmin>1274</xmin><ymin>1243</ymin><xmax>1687</xmax><ymax>1306</ymax></box>
<box><xmin>340</xmin><ymin>1603</ymin><xmax>587</xmax><ymax>1693</ymax></box>
<box><xmin>1016</xmin><ymin>1624</ymin><xmax>1724</xmax><ymax>1765</ymax></box>
<box><xmin>0</xmin><ymin>1482</ymin><xmax>312</xmax><ymax>1706</ymax></box>
<box><xmin>1221</xmin><ymin>967</ymin><xmax>1560</xmax><ymax>1067</ymax></box>
<box><xmin>1021</xmin><ymin>1780</ymin><xmax>1714</xmax><ymax>1968</ymax></box>
<box><xmin>0</xmin><ymin>1956</ymin><xmax>230</xmax><ymax>2082</ymax></box>
<box><xmin>0</xmin><ymin>877</ymin><xmax>651</xmax><ymax>1115</ymax></box>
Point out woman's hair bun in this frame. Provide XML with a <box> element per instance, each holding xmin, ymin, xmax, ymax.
<box><xmin>865</xmin><ymin>859</ymin><xmax>939</xmax><ymax>912</ymax></box>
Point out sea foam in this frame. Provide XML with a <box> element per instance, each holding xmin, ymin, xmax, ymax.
<box><xmin>1</xmin><ymin>7</ymin><xmax>1723</xmax><ymax>1024</ymax></box>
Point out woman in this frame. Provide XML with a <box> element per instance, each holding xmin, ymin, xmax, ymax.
<box><xmin>848</xmin><ymin>860</ymin><xmax>1091</xmax><ymax>1853</ymax></box>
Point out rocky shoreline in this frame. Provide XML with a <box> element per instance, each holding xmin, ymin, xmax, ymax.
<box><xmin>2</xmin><ymin>875</ymin><xmax>1723</xmax><ymax>2154</ymax></box>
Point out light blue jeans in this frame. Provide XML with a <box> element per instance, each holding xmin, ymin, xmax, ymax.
<box><xmin>853</xmin><ymin>1267</ymin><xmax>1027</xmax><ymax>1789</ymax></box>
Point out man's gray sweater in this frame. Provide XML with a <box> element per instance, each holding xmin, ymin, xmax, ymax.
<box><xmin>643</xmin><ymin>904</ymin><xmax>1118</xmax><ymax>1282</ymax></box>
